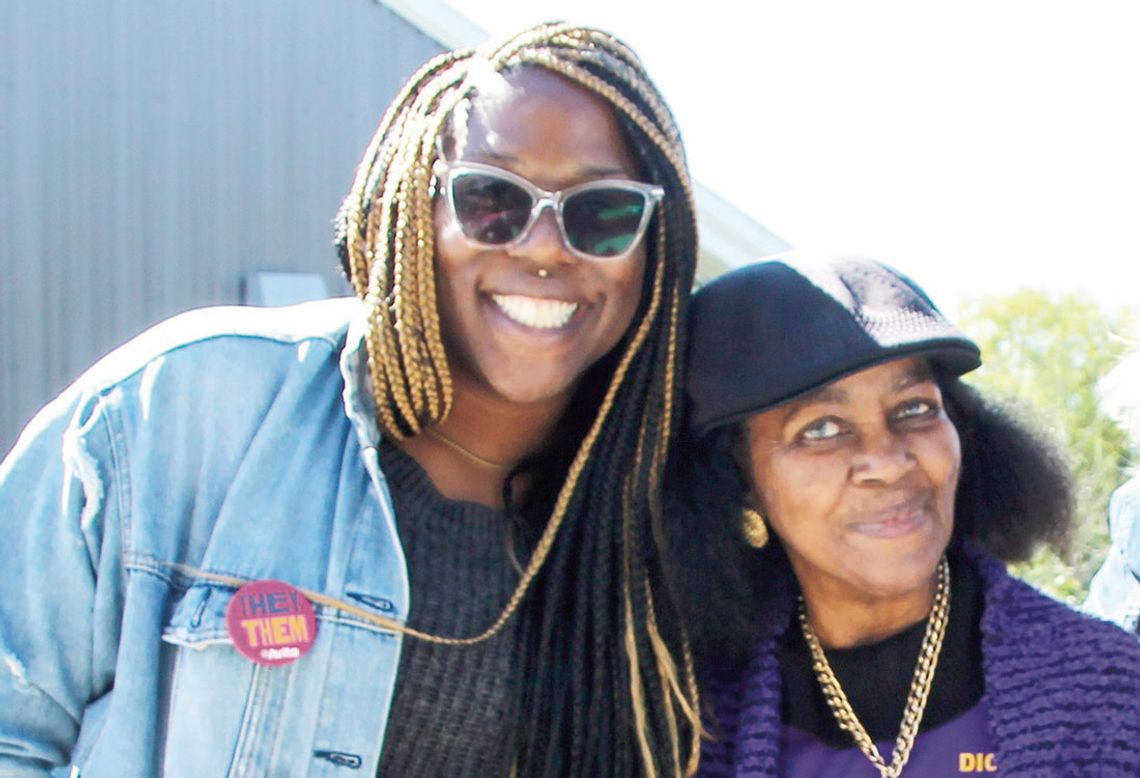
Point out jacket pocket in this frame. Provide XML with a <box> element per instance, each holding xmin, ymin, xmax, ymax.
<box><xmin>160</xmin><ymin>582</ymin><xmax>294</xmax><ymax>778</ymax></box>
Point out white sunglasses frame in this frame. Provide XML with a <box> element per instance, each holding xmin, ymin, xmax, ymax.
<box><xmin>433</xmin><ymin>159</ymin><xmax>665</xmax><ymax>262</ymax></box>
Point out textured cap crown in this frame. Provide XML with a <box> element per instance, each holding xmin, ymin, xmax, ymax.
<box><xmin>686</xmin><ymin>255</ymin><xmax>981</xmax><ymax>437</ymax></box>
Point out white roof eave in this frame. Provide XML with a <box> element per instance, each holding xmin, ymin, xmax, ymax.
<box><xmin>378</xmin><ymin>0</ymin><xmax>488</xmax><ymax>49</ymax></box>
<box><xmin>692</xmin><ymin>180</ymin><xmax>792</xmax><ymax>281</ymax></box>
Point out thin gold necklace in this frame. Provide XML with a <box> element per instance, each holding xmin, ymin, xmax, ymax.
<box><xmin>798</xmin><ymin>556</ymin><xmax>950</xmax><ymax>778</ymax></box>
<box><xmin>423</xmin><ymin>427</ymin><xmax>516</xmax><ymax>470</ymax></box>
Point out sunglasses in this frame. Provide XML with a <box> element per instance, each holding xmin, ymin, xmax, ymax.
<box><xmin>433</xmin><ymin>160</ymin><xmax>665</xmax><ymax>261</ymax></box>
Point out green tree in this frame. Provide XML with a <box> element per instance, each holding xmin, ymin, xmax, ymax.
<box><xmin>957</xmin><ymin>290</ymin><xmax>1137</xmax><ymax>603</ymax></box>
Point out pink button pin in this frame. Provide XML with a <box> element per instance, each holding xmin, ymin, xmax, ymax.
<box><xmin>225</xmin><ymin>579</ymin><xmax>317</xmax><ymax>666</ymax></box>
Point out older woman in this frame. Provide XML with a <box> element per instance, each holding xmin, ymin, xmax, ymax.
<box><xmin>671</xmin><ymin>256</ymin><xmax>1140</xmax><ymax>776</ymax></box>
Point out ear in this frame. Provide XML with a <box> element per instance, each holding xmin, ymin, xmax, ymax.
<box><xmin>730</xmin><ymin>424</ymin><xmax>762</xmax><ymax>508</ymax></box>
<box><xmin>743</xmin><ymin>481</ymin><xmax>777</xmax><ymax>529</ymax></box>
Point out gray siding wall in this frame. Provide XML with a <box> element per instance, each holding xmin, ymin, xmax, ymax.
<box><xmin>1</xmin><ymin>1</ymin><xmax>445</xmax><ymax>454</ymax></box>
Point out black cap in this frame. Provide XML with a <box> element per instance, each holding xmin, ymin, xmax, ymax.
<box><xmin>685</xmin><ymin>255</ymin><xmax>982</xmax><ymax>437</ymax></box>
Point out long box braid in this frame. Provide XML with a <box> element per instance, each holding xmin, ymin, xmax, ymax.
<box><xmin>334</xmin><ymin>22</ymin><xmax>701</xmax><ymax>776</ymax></box>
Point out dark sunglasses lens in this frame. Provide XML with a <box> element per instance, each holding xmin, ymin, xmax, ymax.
<box><xmin>451</xmin><ymin>173</ymin><xmax>533</xmax><ymax>244</ymax></box>
<box><xmin>562</xmin><ymin>189</ymin><xmax>648</xmax><ymax>257</ymax></box>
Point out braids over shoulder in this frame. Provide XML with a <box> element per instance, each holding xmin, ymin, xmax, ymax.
<box><xmin>334</xmin><ymin>23</ymin><xmax>700</xmax><ymax>777</ymax></box>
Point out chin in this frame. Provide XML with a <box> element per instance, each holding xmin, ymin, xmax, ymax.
<box><xmin>493</xmin><ymin>380</ymin><xmax>577</xmax><ymax>407</ymax></box>
<box><xmin>863</xmin><ymin>548</ymin><xmax>946</xmax><ymax>597</ymax></box>
<box><xmin>480</xmin><ymin>366</ymin><xmax>582</xmax><ymax>407</ymax></box>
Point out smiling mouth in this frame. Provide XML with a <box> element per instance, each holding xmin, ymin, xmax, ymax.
<box><xmin>852</xmin><ymin>495</ymin><xmax>933</xmax><ymax>536</ymax></box>
<box><xmin>491</xmin><ymin>294</ymin><xmax>579</xmax><ymax>329</ymax></box>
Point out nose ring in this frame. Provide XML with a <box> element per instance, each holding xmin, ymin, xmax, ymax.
<box><xmin>536</xmin><ymin>268</ymin><xmax>550</xmax><ymax>279</ymax></box>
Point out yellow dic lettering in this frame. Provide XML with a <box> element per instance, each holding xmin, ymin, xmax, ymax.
<box><xmin>959</xmin><ymin>752</ymin><xmax>998</xmax><ymax>772</ymax></box>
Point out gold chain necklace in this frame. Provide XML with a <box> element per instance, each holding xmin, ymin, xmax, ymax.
<box><xmin>423</xmin><ymin>427</ymin><xmax>516</xmax><ymax>470</ymax></box>
<box><xmin>798</xmin><ymin>556</ymin><xmax>950</xmax><ymax>778</ymax></box>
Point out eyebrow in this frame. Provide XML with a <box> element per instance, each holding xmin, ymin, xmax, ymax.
<box><xmin>779</xmin><ymin>385</ymin><xmax>845</xmax><ymax>425</ymax></box>
<box><xmin>778</xmin><ymin>361</ymin><xmax>937</xmax><ymax>423</ymax></box>
<box><xmin>462</xmin><ymin>146</ymin><xmax>632</xmax><ymax>179</ymax></box>
<box><xmin>895</xmin><ymin>361</ymin><xmax>936</xmax><ymax>389</ymax></box>
<box><xmin>466</xmin><ymin>146</ymin><xmax>516</xmax><ymax>164</ymax></box>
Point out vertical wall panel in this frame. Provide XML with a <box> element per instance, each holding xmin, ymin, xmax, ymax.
<box><xmin>0</xmin><ymin>0</ymin><xmax>445</xmax><ymax>453</ymax></box>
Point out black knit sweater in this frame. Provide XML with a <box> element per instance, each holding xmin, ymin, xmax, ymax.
<box><xmin>376</xmin><ymin>441</ymin><xmax>525</xmax><ymax>776</ymax></box>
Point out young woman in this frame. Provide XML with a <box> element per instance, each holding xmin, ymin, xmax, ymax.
<box><xmin>0</xmin><ymin>23</ymin><xmax>700</xmax><ymax>776</ymax></box>
<box><xmin>671</xmin><ymin>255</ymin><xmax>1140</xmax><ymax>776</ymax></box>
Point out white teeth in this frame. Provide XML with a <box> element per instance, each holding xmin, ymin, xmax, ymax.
<box><xmin>491</xmin><ymin>294</ymin><xmax>578</xmax><ymax>329</ymax></box>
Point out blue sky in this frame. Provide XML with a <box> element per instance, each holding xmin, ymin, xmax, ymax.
<box><xmin>446</xmin><ymin>0</ymin><xmax>1140</xmax><ymax>316</ymax></box>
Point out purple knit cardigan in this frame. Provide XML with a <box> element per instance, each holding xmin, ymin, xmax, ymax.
<box><xmin>699</xmin><ymin>545</ymin><xmax>1140</xmax><ymax>776</ymax></box>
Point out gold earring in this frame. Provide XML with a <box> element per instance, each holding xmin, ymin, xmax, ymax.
<box><xmin>741</xmin><ymin>507</ymin><xmax>769</xmax><ymax>549</ymax></box>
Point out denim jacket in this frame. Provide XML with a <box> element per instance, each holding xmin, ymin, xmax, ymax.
<box><xmin>1084</xmin><ymin>476</ymin><xmax>1140</xmax><ymax>633</ymax></box>
<box><xmin>0</xmin><ymin>299</ymin><xmax>411</xmax><ymax>777</ymax></box>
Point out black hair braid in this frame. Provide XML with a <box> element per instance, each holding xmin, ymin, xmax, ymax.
<box><xmin>516</xmin><ymin>326</ymin><xmax>686</xmax><ymax>774</ymax></box>
<box><xmin>518</xmin><ymin>384</ymin><xmax>638</xmax><ymax>771</ymax></box>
